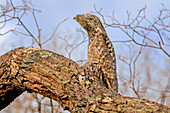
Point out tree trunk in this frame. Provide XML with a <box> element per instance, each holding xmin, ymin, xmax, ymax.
<box><xmin>0</xmin><ymin>47</ymin><xmax>169</xmax><ymax>112</ymax></box>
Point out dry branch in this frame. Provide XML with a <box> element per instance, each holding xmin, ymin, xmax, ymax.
<box><xmin>0</xmin><ymin>47</ymin><xmax>169</xmax><ymax>112</ymax></box>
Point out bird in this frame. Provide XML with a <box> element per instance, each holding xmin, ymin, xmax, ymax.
<box><xmin>74</xmin><ymin>13</ymin><xmax>118</xmax><ymax>93</ymax></box>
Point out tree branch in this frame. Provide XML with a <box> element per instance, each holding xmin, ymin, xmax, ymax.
<box><xmin>0</xmin><ymin>47</ymin><xmax>169</xmax><ymax>112</ymax></box>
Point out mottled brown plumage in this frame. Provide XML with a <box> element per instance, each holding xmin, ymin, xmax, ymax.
<box><xmin>74</xmin><ymin>13</ymin><xmax>118</xmax><ymax>92</ymax></box>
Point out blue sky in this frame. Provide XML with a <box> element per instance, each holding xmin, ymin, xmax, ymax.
<box><xmin>30</xmin><ymin>0</ymin><xmax>170</xmax><ymax>34</ymax></box>
<box><xmin>1</xmin><ymin>0</ymin><xmax>169</xmax><ymax>58</ymax></box>
<box><xmin>1</xmin><ymin>0</ymin><xmax>170</xmax><ymax>51</ymax></box>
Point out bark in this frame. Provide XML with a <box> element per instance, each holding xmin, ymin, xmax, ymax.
<box><xmin>0</xmin><ymin>47</ymin><xmax>169</xmax><ymax>112</ymax></box>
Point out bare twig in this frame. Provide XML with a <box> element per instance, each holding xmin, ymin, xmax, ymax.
<box><xmin>41</xmin><ymin>17</ymin><xmax>69</xmax><ymax>45</ymax></box>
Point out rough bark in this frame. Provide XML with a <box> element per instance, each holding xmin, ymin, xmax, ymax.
<box><xmin>0</xmin><ymin>47</ymin><xmax>169</xmax><ymax>112</ymax></box>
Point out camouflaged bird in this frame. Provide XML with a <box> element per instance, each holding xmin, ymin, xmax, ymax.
<box><xmin>74</xmin><ymin>13</ymin><xmax>118</xmax><ymax>93</ymax></box>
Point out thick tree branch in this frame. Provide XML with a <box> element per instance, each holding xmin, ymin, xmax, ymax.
<box><xmin>0</xmin><ymin>47</ymin><xmax>169</xmax><ymax>112</ymax></box>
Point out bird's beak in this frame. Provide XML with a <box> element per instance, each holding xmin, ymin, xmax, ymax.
<box><xmin>73</xmin><ymin>16</ymin><xmax>78</xmax><ymax>20</ymax></box>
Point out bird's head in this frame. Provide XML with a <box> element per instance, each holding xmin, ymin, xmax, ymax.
<box><xmin>74</xmin><ymin>13</ymin><xmax>103</xmax><ymax>32</ymax></box>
